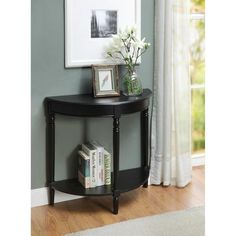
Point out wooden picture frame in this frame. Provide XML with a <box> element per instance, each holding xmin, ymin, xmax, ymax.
<box><xmin>65</xmin><ymin>0</ymin><xmax>141</xmax><ymax>67</ymax></box>
<box><xmin>92</xmin><ymin>65</ymin><xmax>120</xmax><ymax>97</ymax></box>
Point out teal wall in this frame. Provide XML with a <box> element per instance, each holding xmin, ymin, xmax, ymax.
<box><xmin>31</xmin><ymin>0</ymin><xmax>154</xmax><ymax>189</ymax></box>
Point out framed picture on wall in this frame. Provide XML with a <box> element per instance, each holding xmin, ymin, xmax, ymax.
<box><xmin>65</xmin><ymin>0</ymin><xmax>141</xmax><ymax>67</ymax></box>
<box><xmin>92</xmin><ymin>65</ymin><xmax>120</xmax><ymax>97</ymax></box>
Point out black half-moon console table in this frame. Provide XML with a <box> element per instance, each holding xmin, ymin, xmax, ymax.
<box><xmin>44</xmin><ymin>88</ymin><xmax>152</xmax><ymax>214</ymax></box>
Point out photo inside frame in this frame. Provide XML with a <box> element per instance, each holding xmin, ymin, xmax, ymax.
<box><xmin>98</xmin><ymin>70</ymin><xmax>113</xmax><ymax>91</ymax></box>
<box><xmin>91</xmin><ymin>10</ymin><xmax>118</xmax><ymax>38</ymax></box>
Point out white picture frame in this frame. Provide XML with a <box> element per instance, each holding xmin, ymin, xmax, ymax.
<box><xmin>65</xmin><ymin>0</ymin><xmax>141</xmax><ymax>68</ymax></box>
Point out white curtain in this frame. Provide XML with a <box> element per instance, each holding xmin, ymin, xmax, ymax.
<box><xmin>150</xmin><ymin>0</ymin><xmax>192</xmax><ymax>187</ymax></box>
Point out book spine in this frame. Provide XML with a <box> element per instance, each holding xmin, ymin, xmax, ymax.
<box><xmin>82</xmin><ymin>144</ymin><xmax>97</xmax><ymax>187</ymax></box>
<box><xmin>101</xmin><ymin>151</ymin><xmax>104</xmax><ymax>185</ymax></box>
<box><xmin>78</xmin><ymin>151</ymin><xmax>91</xmax><ymax>188</ymax></box>
<box><xmin>104</xmin><ymin>151</ymin><xmax>111</xmax><ymax>185</ymax></box>
<box><xmin>78</xmin><ymin>171</ymin><xmax>91</xmax><ymax>188</ymax></box>
<box><xmin>91</xmin><ymin>151</ymin><xmax>96</xmax><ymax>187</ymax></box>
<box><xmin>88</xmin><ymin>141</ymin><xmax>105</xmax><ymax>186</ymax></box>
<box><xmin>78</xmin><ymin>154</ymin><xmax>90</xmax><ymax>177</ymax></box>
<box><xmin>96</xmin><ymin>147</ymin><xmax>104</xmax><ymax>186</ymax></box>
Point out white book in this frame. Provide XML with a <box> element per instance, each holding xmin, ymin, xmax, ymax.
<box><xmin>78</xmin><ymin>150</ymin><xmax>91</xmax><ymax>188</ymax></box>
<box><xmin>78</xmin><ymin>171</ymin><xmax>91</xmax><ymax>189</ymax></box>
<box><xmin>89</xmin><ymin>141</ymin><xmax>104</xmax><ymax>186</ymax></box>
<box><xmin>82</xmin><ymin>143</ymin><xmax>97</xmax><ymax>187</ymax></box>
<box><xmin>104</xmin><ymin>149</ymin><xmax>111</xmax><ymax>185</ymax></box>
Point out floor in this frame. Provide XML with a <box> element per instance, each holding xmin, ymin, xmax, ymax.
<box><xmin>31</xmin><ymin>166</ymin><xmax>205</xmax><ymax>236</ymax></box>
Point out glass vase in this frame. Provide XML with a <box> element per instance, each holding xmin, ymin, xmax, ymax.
<box><xmin>123</xmin><ymin>71</ymin><xmax>143</xmax><ymax>96</ymax></box>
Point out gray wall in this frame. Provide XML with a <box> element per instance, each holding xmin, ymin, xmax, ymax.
<box><xmin>31</xmin><ymin>0</ymin><xmax>154</xmax><ymax>189</ymax></box>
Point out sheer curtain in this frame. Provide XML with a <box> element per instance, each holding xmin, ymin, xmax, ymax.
<box><xmin>150</xmin><ymin>0</ymin><xmax>192</xmax><ymax>187</ymax></box>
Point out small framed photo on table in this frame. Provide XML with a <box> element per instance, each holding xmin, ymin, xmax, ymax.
<box><xmin>92</xmin><ymin>65</ymin><xmax>120</xmax><ymax>97</ymax></box>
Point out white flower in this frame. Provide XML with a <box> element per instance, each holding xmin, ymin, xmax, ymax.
<box><xmin>118</xmin><ymin>28</ymin><xmax>128</xmax><ymax>40</ymax></box>
<box><xmin>130</xmin><ymin>25</ymin><xmax>137</xmax><ymax>34</ymax></box>
<box><xmin>135</xmin><ymin>37</ymin><xmax>148</xmax><ymax>49</ymax></box>
<box><xmin>106</xmin><ymin>25</ymin><xmax>150</xmax><ymax>70</ymax></box>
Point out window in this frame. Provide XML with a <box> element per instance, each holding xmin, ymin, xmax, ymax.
<box><xmin>190</xmin><ymin>0</ymin><xmax>205</xmax><ymax>155</ymax></box>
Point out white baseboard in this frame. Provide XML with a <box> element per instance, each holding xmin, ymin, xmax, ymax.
<box><xmin>192</xmin><ymin>154</ymin><xmax>205</xmax><ymax>167</ymax></box>
<box><xmin>31</xmin><ymin>187</ymin><xmax>83</xmax><ymax>208</ymax></box>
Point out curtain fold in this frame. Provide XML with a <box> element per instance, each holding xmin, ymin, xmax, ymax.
<box><xmin>150</xmin><ymin>0</ymin><xmax>192</xmax><ymax>187</ymax></box>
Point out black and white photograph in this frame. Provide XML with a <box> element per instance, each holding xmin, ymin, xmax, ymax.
<box><xmin>91</xmin><ymin>10</ymin><xmax>117</xmax><ymax>38</ymax></box>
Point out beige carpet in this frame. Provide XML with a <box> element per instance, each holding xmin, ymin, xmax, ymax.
<box><xmin>65</xmin><ymin>206</ymin><xmax>205</xmax><ymax>236</ymax></box>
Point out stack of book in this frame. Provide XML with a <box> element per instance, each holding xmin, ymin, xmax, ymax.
<box><xmin>78</xmin><ymin>141</ymin><xmax>112</xmax><ymax>188</ymax></box>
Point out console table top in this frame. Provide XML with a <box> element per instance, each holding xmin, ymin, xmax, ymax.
<box><xmin>45</xmin><ymin>88</ymin><xmax>152</xmax><ymax>106</ymax></box>
<box><xmin>45</xmin><ymin>89</ymin><xmax>152</xmax><ymax>117</ymax></box>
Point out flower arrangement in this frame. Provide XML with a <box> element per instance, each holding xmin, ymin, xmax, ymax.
<box><xmin>106</xmin><ymin>26</ymin><xmax>151</xmax><ymax>96</ymax></box>
<box><xmin>107</xmin><ymin>26</ymin><xmax>151</xmax><ymax>75</ymax></box>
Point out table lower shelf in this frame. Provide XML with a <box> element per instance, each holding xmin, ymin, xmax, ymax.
<box><xmin>51</xmin><ymin>167</ymin><xmax>149</xmax><ymax>196</ymax></box>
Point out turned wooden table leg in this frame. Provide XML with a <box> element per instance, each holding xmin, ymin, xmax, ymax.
<box><xmin>113</xmin><ymin>116</ymin><xmax>120</xmax><ymax>214</ymax></box>
<box><xmin>141</xmin><ymin>109</ymin><xmax>149</xmax><ymax>188</ymax></box>
<box><xmin>113</xmin><ymin>194</ymin><xmax>119</xmax><ymax>214</ymax></box>
<box><xmin>47</xmin><ymin>113</ymin><xmax>55</xmax><ymax>205</ymax></box>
